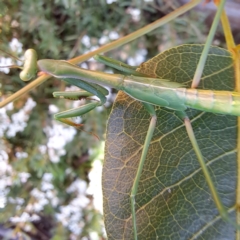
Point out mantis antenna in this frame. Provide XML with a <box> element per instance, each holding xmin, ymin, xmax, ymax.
<box><xmin>19</xmin><ymin>49</ymin><xmax>38</xmax><ymax>81</ymax></box>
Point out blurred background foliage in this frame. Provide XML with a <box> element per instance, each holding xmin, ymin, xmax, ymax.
<box><xmin>0</xmin><ymin>0</ymin><xmax>239</xmax><ymax>239</ymax></box>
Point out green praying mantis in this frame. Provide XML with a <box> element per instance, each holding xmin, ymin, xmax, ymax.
<box><xmin>1</xmin><ymin>0</ymin><xmax>240</xmax><ymax>239</ymax></box>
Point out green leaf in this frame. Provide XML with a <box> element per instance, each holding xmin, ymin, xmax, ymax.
<box><xmin>103</xmin><ymin>45</ymin><xmax>237</xmax><ymax>239</ymax></box>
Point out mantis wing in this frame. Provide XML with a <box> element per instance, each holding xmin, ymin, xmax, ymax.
<box><xmin>103</xmin><ymin>45</ymin><xmax>236</xmax><ymax>239</ymax></box>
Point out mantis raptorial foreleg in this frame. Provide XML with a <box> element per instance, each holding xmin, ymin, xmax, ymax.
<box><xmin>51</xmin><ymin>76</ymin><xmax>108</xmax><ymax>130</ymax></box>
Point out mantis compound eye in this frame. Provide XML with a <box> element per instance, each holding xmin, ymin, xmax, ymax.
<box><xmin>20</xmin><ymin>49</ymin><xmax>38</xmax><ymax>81</ymax></box>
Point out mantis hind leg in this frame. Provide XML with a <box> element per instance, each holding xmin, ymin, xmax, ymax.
<box><xmin>178</xmin><ymin>110</ymin><xmax>240</xmax><ymax>229</ymax></box>
<box><xmin>182</xmin><ymin>0</ymin><xmax>239</xmax><ymax>229</ymax></box>
<box><xmin>54</xmin><ymin>100</ymin><xmax>100</xmax><ymax>139</ymax></box>
<box><xmin>177</xmin><ymin>111</ymin><xmax>230</xmax><ymax>221</ymax></box>
<box><xmin>130</xmin><ymin>103</ymin><xmax>157</xmax><ymax>240</ymax></box>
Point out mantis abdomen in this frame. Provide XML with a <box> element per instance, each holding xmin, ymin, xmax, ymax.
<box><xmin>123</xmin><ymin>76</ymin><xmax>240</xmax><ymax>116</ymax></box>
<box><xmin>176</xmin><ymin>88</ymin><xmax>240</xmax><ymax>116</ymax></box>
